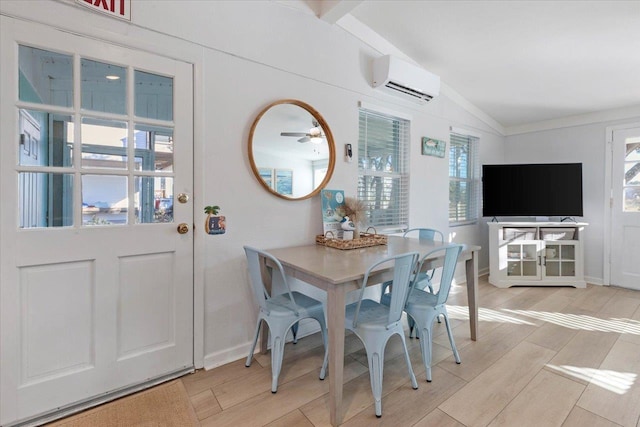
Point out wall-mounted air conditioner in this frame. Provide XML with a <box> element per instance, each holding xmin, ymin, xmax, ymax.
<box><xmin>372</xmin><ymin>54</ymin><xmax>440</xmax><ymax>103</ymax></box>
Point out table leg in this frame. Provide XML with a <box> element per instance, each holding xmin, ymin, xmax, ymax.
<box><xmin>465</xmin><ymin>249</ymin><xmax>479</xmax><ymax>341</ymax></box>
<box><xmin>326</xmin><ymin>285</ymin><xmax>346</xmax><ymax>426</ymax></box>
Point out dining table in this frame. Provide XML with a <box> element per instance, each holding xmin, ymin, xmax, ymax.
<box><xmin>263</xmin><ymin>235</ymin><xmax>481</xmax><ymax>426</ymax></box>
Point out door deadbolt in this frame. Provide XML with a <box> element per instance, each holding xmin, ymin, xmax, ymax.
<box><xmin>177</xmin><ymin>193</ymin><xmax>189</xmax><ymax>204</ymax></box>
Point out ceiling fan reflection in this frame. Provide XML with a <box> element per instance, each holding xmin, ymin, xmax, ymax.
<box><xmin>280</xmin><ymin>120</ymin><xmax>325</xmax><ymax>143</ymax></box>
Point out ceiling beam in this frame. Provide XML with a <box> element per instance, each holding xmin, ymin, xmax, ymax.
<box><xmin>318</xmin><ymin>0</ymin><xmax>363</xmax><ymax>24</ymax></box>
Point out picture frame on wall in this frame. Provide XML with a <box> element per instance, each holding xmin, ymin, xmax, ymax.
<box><xmin>421</xmin><ymin>137</ymin><xmax>446</xmax><ymax>158</ymax></box>
<box><xmin>258</xmin><ymin>167</ymin><xmax>273</xmax><ymax>189</ymax></box>
<box><xmin>275</xmin><ymin>169</ymin><xmax>293</xmax><ymax>196</ymax></box>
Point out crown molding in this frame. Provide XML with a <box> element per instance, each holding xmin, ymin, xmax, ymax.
<box><xmin>439</xmin><ymin>82</ymin><xmax>505</xmax><ymax>135</ymax></box>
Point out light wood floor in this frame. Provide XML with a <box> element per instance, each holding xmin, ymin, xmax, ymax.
<box><xmin>119</xmin><ymin>277</ymin><xmax>640</xmax><ymax>426</ymax></box>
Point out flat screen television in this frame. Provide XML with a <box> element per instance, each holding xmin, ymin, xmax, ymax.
<box><xmin>482</xmin><ymin>163</ymin><xmax>583</xmax><ymax>218</ymax></box>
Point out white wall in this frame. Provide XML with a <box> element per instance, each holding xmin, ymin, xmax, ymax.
<box><xmin>1</xmin><ymin>0</ymin><xmax>504</xmax><ymax>368</ymax></box>
<box><xmin>504</xmin><ymin>117</ymin><xmax>640</xmax><ymax>284</ymax></box>
<box><xmin>198</xmin><ymin>43</ymin><xmax>504</xmax><ymax>364</ymax></box>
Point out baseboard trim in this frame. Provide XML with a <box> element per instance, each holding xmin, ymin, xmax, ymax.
<box><xmin>453</xmin><ymin>267</ymin><xmax>489</xmax><ymax>285</ymax></box>
<box><xmin>203</xmin><ymin>319</ymin><xmax>321</xmax><ymax>371</ymax></box>
<box><xmin>585</xmin><ymin>276</ymin><xmax>604</xmax><ymax>286</ymax></box>
<box><xmin>203</xmin><ymin>342</ymin><xmax>253</xmax><ymax>371</ymax></box>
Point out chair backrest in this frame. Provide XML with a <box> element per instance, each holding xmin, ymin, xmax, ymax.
<box><xmin>412</xmin><ymin>244</ymin><xmax>463</xmax><ymax>306</ymax></box>
<box><xmin>243</xmin><ymin>246</ymin><xmax>298</xmax><ymax>316</ymax></box>
<box><xmin>352</xmin><ymin>252</ymin><xmax>419</xmax><ymax>328</ymax></box>
<box><xmin>403</xmin><ymin>227</ymin><xmax>445</xmax><ymax>243</ymax></box>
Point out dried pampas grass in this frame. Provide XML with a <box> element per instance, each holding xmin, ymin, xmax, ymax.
<box><xmin>344</xmin><ymin>197</ymin><xmax>367</xmax><ymax>223</ymax></box>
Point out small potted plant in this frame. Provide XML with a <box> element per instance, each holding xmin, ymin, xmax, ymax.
<box><xmin>204</xmin><ymin>205</ymin><xmax>226</xmax><ymax>234</ymax></box>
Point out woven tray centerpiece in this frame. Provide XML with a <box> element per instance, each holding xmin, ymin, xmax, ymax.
<box><xmin>316</xmin><ymin>227</ymin><xmax>387</xmax><ymax>250</ymax></box>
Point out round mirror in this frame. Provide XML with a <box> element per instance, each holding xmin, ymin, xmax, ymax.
<box><xmin>248</xmin><ymin>100</ymin><xmax>335</xmax><ymax>200</ymax></box>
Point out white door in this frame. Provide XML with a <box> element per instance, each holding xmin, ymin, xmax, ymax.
<box><xmin>0</xmin><ymin>17</ymin><xmax>194</xmax><ymax>425</ymax></box>
<box><xmin>610</xmin><ymin>126</ymin><xmax>640</xmax><ymax>290</ymax></box>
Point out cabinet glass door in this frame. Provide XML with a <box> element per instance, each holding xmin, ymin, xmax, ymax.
<box><xmin>544</xmin><ymin>242</ymin><xmax>576</xmax><ymax>277</ymax></box>
<box><xmin>506</xmin><ymin>242</ymin><xmax>540</xmax><ymax>279</ymax></box>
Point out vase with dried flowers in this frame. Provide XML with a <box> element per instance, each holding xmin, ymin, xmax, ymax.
<box><xmin>344</xmin><ymin>197</ymin><xmax>367</xmax><ymax>238</ymax></box>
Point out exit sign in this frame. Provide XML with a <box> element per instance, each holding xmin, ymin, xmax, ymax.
<box><xmin>76</xmin><ymin>0</ymin><xmax>131</xmax><ymax>21</ymax></box>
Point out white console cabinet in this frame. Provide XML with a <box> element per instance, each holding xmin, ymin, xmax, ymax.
<box><xmin>488</xmin><ymin>222</ymin><xmax>587</xmax><ymax>288</ymax></box>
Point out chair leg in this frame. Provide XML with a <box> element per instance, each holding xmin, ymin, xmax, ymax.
<box><xmin>319</xmin><ymin>345</ymin><xmax>329</xmax><ymax>380</ymax></box>
<box><xmin>399</xmin><ymin>332</ymin><xmax>418</xmax><ymax>390</ymax></box>
<box><xmin>425</xmin><ymin>282</ymin><xmax>440</xmax><ymax>323</ymax></box>
<box><xmin>365</xmin><ymin>345</ymin><xmax>385</xmax><ymax>417</ymax></box>
<box><xmin>270</xmin><ymin>332</ymin><xmax>287</xmax><ymax>393</ymax></box>
<box><xmin>291</xmin><ymin>321</ymin><xmax>299</xmax><ymax>344</ymax></box>
<box><xmin>246</xmin><ymin>318</ymin><xmax>262</xmax><ymax>367</ymax></box>
<box><xmin>442</xmin><ymin>313</ymin><xmax>461</xmax><ymax>364</ymax></box>
<box><xmin>315</xmin><ymin>315</ymin><xmax>329</xmax><ymax>380</ymax></box>
<box><xmin>408</xmin><ymin>316</ymin><xmax>416</xmax><ymax>338</ymax></box>
<box><xmin>419</xmin><ymin>326</ymin><xmax>433</xmax><ymax>382</ymax></box>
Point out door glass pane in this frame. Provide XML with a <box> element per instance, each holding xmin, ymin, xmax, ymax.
<box><xmin>19</xmin><ymin>109</ymin><xmax>73</xmax><ymax>167</ymax></box>
<box><xmin>522</xmin><ymin>261</ymin><xmax>537</xmax><ymax>276</ymax></box>
<box><xmin>507</xmin><ymin>261</ymin><xmax>521</xmax><ymax>276</ymax></box>
<box><xmin>623</xmin><ymin>137</ymin><xmax>640</xmax><ymax>212</ymax></box>
<box><xmin>134</xmin><ymin>125</ymin><xmax>174</xmax><ymax>172</ymax></box>
<box><xmin>545</xmin><ymin>244</ymin><xmax>559</xmax><ymax>260</ymax></box>
<box><xmin>522</xmin><ymin>244</ymin><xmax>537</xmax><ymax>260</ymax></box>
<box><xmin>135</xmin><ymin>176</ymin><xmax>174</xmax><ymax>223</ymax></box>
<box><xmin>82</xmin><ymin>175</ymin><xmax>128</xmax><ymax>226</ymax></box>
<box><xmin>561</xmin><ymin>262</ymin><xmax>576</xmax><ymax>276</ymax></box>
<box><xmin>507</xmin><ymin>245</ymin><xmax>521</xmax><ymax>259</ymax></box>
<box><xmin>19</xmin><ymin>45</ymin><xmax>73</xmax><ymax>107</ymax></box>
<box><xmin>561</xmin><ymin>245</ymin><xmax>575</xmax><ymax>260</ymax></box>
<box><xmin>81</xmin><ymin>117</ymin><xmax>128</xmax><ymax>169</ymax></box>
<box><xmin>19</xmin><ymin>173</ymin><xmax>73</xmax><ymax>228</ymax></box>
<box><xmin>81</xmin><ymin>59</ymin><xmax>126</xmax><ymax>114</ymax></box>
<box><xmin>546</xmin><ymin>262</ymin><xmax>560</xmax><ymax>277</ymax></box>
<box><xmin>135</xmin><ymin>70</ymin><xmax>173</xmax><ymax>121</ymax></box>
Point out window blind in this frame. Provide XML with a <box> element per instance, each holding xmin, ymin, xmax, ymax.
<box><xmin>358</xmin><ymin>109</ymin><xmax>410</xmax><ymax>231</ymax></box>
<box><xmin>449</xmin><ymin>132</ymin><xmax>479</xmax><ymax>225</ymax></box>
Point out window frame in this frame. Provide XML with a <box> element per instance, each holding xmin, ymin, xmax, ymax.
<box><xmin>357</xmin><ymin>106</ymin><xmax>410</xmax><ymax>233</ymax></box>
<box><xmin>449</xmin><ymin>130</ymin><xmax>480</xmax><ymax>227</ymax></box>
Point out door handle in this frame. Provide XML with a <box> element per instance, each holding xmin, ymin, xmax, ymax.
<box><xmin>177</xmin><ymin>223</ymin><xmax>189</xmax><ymax>234</ymax></box>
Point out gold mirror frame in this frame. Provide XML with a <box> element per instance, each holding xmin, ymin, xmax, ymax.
<box><xmin>248</xmin><ymin>99</ymin><xmax>336</xmax><ymax>201</ymax></box>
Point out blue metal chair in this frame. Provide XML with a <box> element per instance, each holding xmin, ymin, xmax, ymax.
<box><xmin>402</xmin><ymin>228</ymin><xmax>445</xmax><ymax>294</ymax></box>
<box><xmin>345</xmin><ymin>252</ymin><xmax>420</xmax><ymax>417</ymax></box>
<box><xmin>382</xmin><ymin>244</ymin><xmax>463</xmax><ymax>382</ymax></box>
<box><xmin>381</xmin><ymin>227</ymin><xmax>446</xmax><ymax>336</ymax></box>
<box><xmin>244</xmin><ymin>246</ymin><xmax>329</xmax><ymax>393</ymax></box>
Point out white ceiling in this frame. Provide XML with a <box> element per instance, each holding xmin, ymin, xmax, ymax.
<box><xmin>299</xmin><ymin>0</ymin><xmax>640</xmax><ymax>132</ymax></box>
